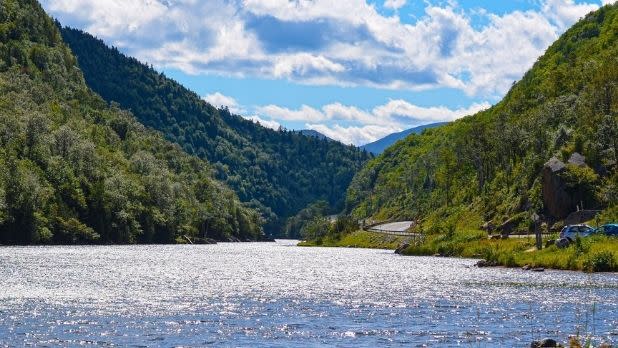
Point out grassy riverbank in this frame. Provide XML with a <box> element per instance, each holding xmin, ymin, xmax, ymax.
<box><xmin>301</xmin><ymin>229</ymin><xmax>618</xmax><ymax>272</ymax></box>
<box><xmin>297</xmin><ymin>231</ymin><xmax>407</xmax><ymax>249</ymax></box>
<box><xmin>401</xmin><ymin>231</ymin><xmax>618</xmax><ymax>272</ymax></box>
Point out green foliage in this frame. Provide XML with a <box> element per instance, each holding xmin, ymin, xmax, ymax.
<box><xmin>59</xmin><ymin>27</ymin><xmax>371</xmax><ymax>233</ymax></box>
<box><xmin>0</xmin><ymin>0</ymin><xmax>262</xmax><ymax>245</ymax></box>
<box><xmin>346</xmin><ymin>4</ymin><xmax>618</xmax><ymax>229</ymax></box>
<box><xmin>583</xmin><ymin>250</ymin><xmax>616</xmax><ymax>272</ymax></box>
<box><xmin>283</xmin><ymin>200</ymin><xmax>328</xmax><ymax>238</ymax></box>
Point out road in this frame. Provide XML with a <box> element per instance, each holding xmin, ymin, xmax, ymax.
<box><xmin>367</xmin><ymin>221</ymin><xmax>415</xmax><ymax>236</ymax></box>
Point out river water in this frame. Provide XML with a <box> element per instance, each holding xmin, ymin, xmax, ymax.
<box><xmin>0</xmin><ymin>240</ymin><xmax>616</xmax><ymax>347</ymax></box>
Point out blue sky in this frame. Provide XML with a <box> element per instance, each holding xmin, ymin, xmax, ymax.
<box><xmin>42</xmin><ymin>0</ymin><xmax>615</xmax><ymax>145</ymax></box>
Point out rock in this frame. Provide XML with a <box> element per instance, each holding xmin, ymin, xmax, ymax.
<box><xmin>568</xmin><ymin>152</ymin><xmax>586</xmax><ymax>167</ymax></box>
<box><xmin>531</xmin><ymin>267</ymin><xmax>545</xmax><ymax>272</ymax></box>
<box><xmin>522</xmin><ymin>264</ymin><xmax>531</xmax><ymax>270</ymax></box>
<box><xmin>530</xmin><ymin>338</ymin><xmax>558</xmax><ymax>347</ymax></box>
<box><xmin>394</xmin><ymin>243</ymin><xmax>410</xmax><ymax>254</ymax></box>
<box><xmin>476</xmin><ymin>259</ymin><xmax>498</xmax><ymax>268</ymax></box>
<box><xmin>555</xmin><ymin>238</ymin><xmax>570</xmax><ymax>249</ymax></box>
<box><xmin>542</xmin><ymin>157</ymin><xmax>573</xmax><ymax>219</ymax></box>
<box><xmin>565</xmin><ymin>210</ymin><xmax>601</xmax><ymax>225</ymax></box>
<box><xmin>545</xmin><ymin>239</ymin><xmax>555</xmax><ymax>248</ymax></box>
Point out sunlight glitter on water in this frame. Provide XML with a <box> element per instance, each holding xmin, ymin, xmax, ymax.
<box><xmin>0</xmin><ymin>240</ymin><xmax>617</xmax><ymax>346</ymax></box>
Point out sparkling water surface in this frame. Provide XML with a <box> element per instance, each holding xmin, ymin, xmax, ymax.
<box><xmin>0</xmin><ymin>240</ymin><xmax>617</xmax><ymax>347</ymax></box>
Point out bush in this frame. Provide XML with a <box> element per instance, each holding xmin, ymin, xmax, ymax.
<box><xmin>584</xmin><ymin>251</ymin><xmax>616</xmax><ymax>272</ymax></box>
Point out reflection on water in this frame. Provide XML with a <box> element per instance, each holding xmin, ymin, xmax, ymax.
<box><xmin>0</xmin><ymin>240</ymin><xmax>616</xmax><ymax>346</ymax></box>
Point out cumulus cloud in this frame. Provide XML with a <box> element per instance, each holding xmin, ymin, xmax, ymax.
<box><xmin>256</xmin><ymin>100</ymin><xmax>490</xmax><ymax>145</ymax></box>
<box><xmin>41</xmin><ymin>0</ymin><xmax>609</xmax><ymax>98</ymax></box>
<box><xmin>203</xmin><ymin>92</ymin><xmax>244</xmax><ymax>114</ymax></box>
<box><xmin>384</xmin><ymin>0</ymin><xmax>407</xmax><ymax>10</ymax></box>
<box><xmin>247</xmin><ymin>115</ymin><xmax>281</xmax><ymax>130</ymax></box>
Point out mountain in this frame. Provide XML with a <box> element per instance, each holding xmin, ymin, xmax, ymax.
<box><xmin>0</xmin><ymin>0</ymin><xmax>262</xmax><ymax>244</ymax></box>
<box><xmin>346</xmin><ymin>4</ymin><xmax>618</xmax><ymax>232</ymax></box>
<box><xmin>59</xmin><ymin>27</ymin><xmax>371</xmax><ymax>234</ymax></box>
<box><xmin>297</xmin><ymin>129</ymin><xmax>334</xmax><ymax>141</ymax></box>
<box><xmin>360</xmin><ymin>123</ymin><xmax>447</xmax><ymax>154</ymax></box>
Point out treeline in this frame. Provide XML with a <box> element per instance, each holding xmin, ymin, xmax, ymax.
<box><xmin>0</xmin><ymin>0</ymin><xmax>262</xmax><ymax>244</ymax></box>
<box><xmin>59</xmin><ymin>27</ymin><xmax>372</xmax><ymax>233</ymax></box>
<box><xmin>346</xmin><ymin>4</ymin><xmax>618</xmax><ymax>231</ymax></box>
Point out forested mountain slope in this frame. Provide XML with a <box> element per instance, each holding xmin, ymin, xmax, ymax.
<box><xmin>0</xmin><ymin>0</ymin><xmax>262</xmax><ymax>244</ymax></box>
<box><xmin>59</xmin><ymin>27</ymin><xmax>371</xmax><ymax>232</ymax></box>
<box><xmin>346</xmin><ymin>4</ymin><xmax>618</xmax><ymax>231</ymax></box>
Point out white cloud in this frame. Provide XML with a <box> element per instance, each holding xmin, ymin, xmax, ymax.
<box><xmin>384</xmin><ymin>0</ymin><xmax>406</xmax><ymax>10</ymax></box>
<box><xmin>203</xmin><ymin>92</ymin><xmax>244</xmax><ymax>114</ymax></box>
<box><xmin>42</xmin><ymin>0</ymin><xmax>610</xmax><ymax>97</ymax></box>
<box><xmin>247</xmin><ymin>115</ymin><xmax>281</xmax><ymax>130</ymax></box>
<box><xmin>542</xmin><ymin>0</ymin><xmax>599</xmax><ymax>31</ymax></box>
<box><xmin>305</xmin><ymin>123</ymin><xmax>401</xmax><ymax>146</ymax></box>
<box><xmin>256</xmin><ymin>104</ymin><xmax>327</xmax><ymax>122</ymax></box>
<box><xmin>372</xmin><ymin>100</ymin><xmax>491</xmax><ymax>122</ymax></box>
<box><xmin>256</xmin><ymin>100</ymin><xmax>490</xmax><ymax>145</ymax></box>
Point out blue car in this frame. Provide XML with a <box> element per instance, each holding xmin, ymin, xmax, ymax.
<box><xmin>594</xmin><ymin>224</ymin><xmax>618</xmax><ymax>237</ymax></box>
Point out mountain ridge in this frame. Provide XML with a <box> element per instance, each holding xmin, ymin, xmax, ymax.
<box><xmin>59</xmin><ymin>27</ymin><xmax>372</xmax><ymax>233</ymax></box>
<box><xmin>0</xmin><ymin>0</ymin><xmax>262</xmax><ymax>244</ymax></box>
<box><xmin>345</xmin><ymin>3</ymin><xmax>618</xmax><ymax>231</ymax></box>
<box><xmin>360</xmin><ymin>122</ymin><xmax>447</xmax><ymax>154</ymax></box>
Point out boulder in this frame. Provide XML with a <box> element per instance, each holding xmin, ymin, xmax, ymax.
<box><xmin>568</xmin><ymin>152</ymin><xmax>586</xmax><ymax>167</ymax></box>
<box><xmin>542</xmin><ymin>157</ymin><xmax>573</xmax><ymax>219</ymax></box>
<box><xmin>530</xmin><ymin>338</ymin><xmax>558</xmax><ymax>347</ymax></box>
<box><xmin>476</xmin><ymin>259</ymin><xmax>498</xmax><ymax>268</ymax></box>
<box><xmin>556</xmin><ymin>238</ymin><xmax>570</xmax><ymax>249</ymax></box>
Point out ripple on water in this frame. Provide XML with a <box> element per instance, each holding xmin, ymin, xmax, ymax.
<box><xmin>0</xmin><ymin>240</ymin><xmax>617</xmax><ymax>346</ymax></box>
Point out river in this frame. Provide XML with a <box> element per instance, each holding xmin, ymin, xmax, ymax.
<box><xmin>0</xmin><ymin>240</ymin><xmax>616</xmax><ymax>346</ymax></box>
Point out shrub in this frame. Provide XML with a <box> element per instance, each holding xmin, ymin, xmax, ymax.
<box><xmin>584</xmin><ymin>251</ymin><xmax>616</xmax><ymax>272</ymax></box>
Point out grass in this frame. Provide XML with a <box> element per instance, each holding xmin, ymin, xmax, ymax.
<box><xmin>297</xmin><ymin>230</ymin><xmax>408</xmax><ymax>249</ymax></box>
<box><xmin>404</xmin><ymin>232</ymin><xmax>618</xmax><ymax>272</ymax></box>
<box><xmin>301</xmin><ymin>228</ymin><xmax>618</xmax><ymax>272</ymax></box>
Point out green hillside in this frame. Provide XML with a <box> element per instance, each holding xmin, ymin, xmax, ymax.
<box><xmin>346</xmin><ymin>4</ymin><xmax>618</xmax><ymax>232</ymax></box>
<box><xmin>0</xmin><ymin>0</ymin><xmax>262</xmax><ymax>244</ymax></box>
<box><xmin>59</xmin><ymin>27</ymin><xmax>371</xmax><ymax>234</ymax></box>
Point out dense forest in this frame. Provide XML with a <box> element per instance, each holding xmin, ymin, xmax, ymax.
<box><xmin>346</xmin><ymin>4</ymin><xmax>618</xmax><ymax>233</ymax></box>
<box><xmin>0</xmin><ymin>0</ymin><xmax>263</xmax><ymax>244</ymax></box>
<box><xmin>59</xmin><ymin>27</ymin><xmax>371</xmax><ymax>234</ymax></box>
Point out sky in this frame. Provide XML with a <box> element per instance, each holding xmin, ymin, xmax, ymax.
<box><xmin>41</xmin><ymin>0</ymin><xmax>616</xmax><ymax>145</ymax></box>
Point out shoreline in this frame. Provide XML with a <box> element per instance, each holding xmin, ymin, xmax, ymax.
<box><xmin>299</xmin><ymin>230</ymin><xmax>618</xmax><ymax>273</ymax></box>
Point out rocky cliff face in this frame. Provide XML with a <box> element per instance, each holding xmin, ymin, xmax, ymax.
<box><xmin>542</xmin><ymin>153</ymin><xmax>595</xmax><ymax>219</ymax></box>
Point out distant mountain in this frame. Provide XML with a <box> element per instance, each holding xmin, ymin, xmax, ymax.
<box><xmin>360</xmin><ymin>123</ymin><xmax>447</xmax><ymax>154</ymax></box>
<box><xmin>298</xmin><ymin>130</ymin><xmax>333</xmax><ymax>141</ymax></box>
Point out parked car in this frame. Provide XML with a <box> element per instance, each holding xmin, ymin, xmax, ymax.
<box><xmin>559</xmin><ymin>224</ymin><xmax>594</xmax><ymax>241</ymax></box>
<box><xmin>593</xmin><ymin>224</ymin><xmax>618</xmax><ymax>237</ymax></box>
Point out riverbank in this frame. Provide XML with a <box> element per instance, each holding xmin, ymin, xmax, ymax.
<box><xmin>297</xmin><ymin>231</ymin><xmax>407</xmax><ymax>249</ymax></box>
<box><xmin>299</xmin><ymin>230</ymin><xmax>618</xmax><ymax>272</ymax></box>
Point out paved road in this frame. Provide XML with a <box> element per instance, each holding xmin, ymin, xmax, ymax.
<box><xmin>368</xmin><ymin>221</ymin><xmax>414</xmax><ymax>233</ymax></box>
